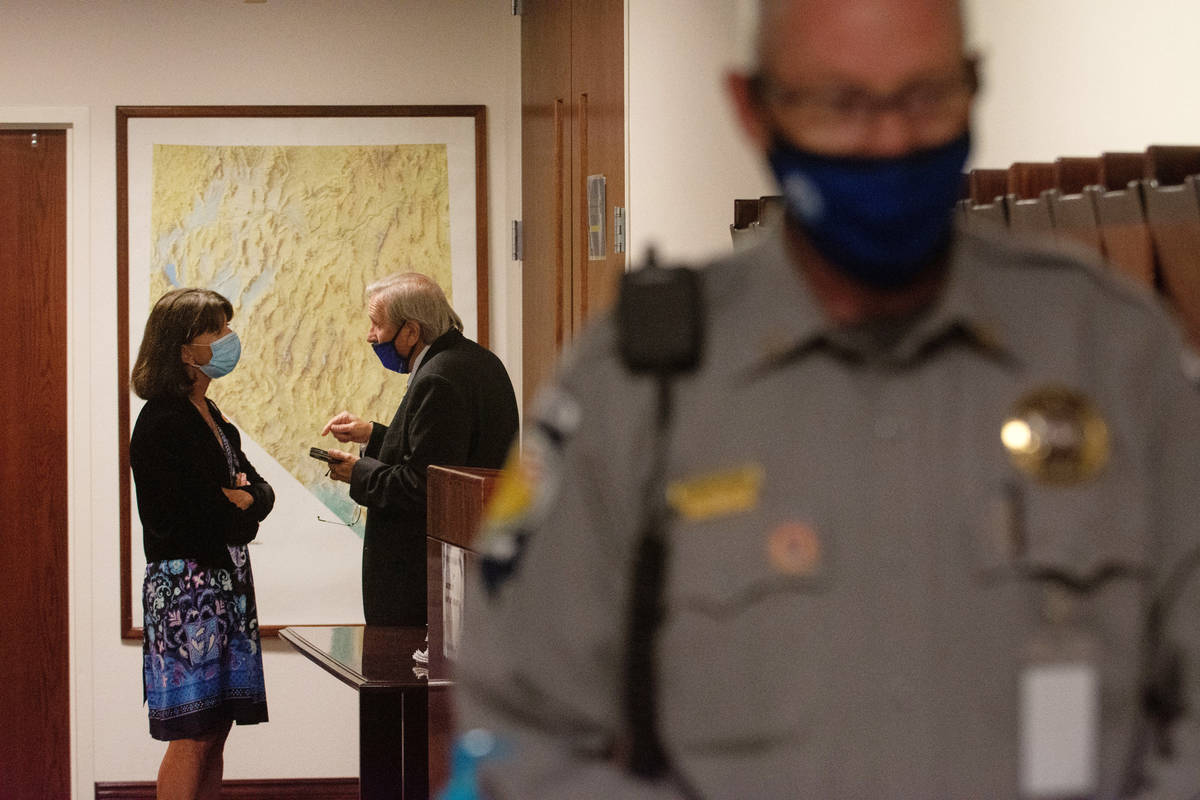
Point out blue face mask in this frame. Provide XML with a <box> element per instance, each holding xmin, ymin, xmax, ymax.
<box><xmin>190</xmin><ymin>330</ymin><xmax>241</xmax><ymax>379</ymax></box>
<box><xmin>767</xmin><ymin>131</ymin><xmax>971</xmax><ymax>289</ymax></box>
<box><xmin>372</xmin><ymin>321</ymin><xmax>413</xmax><ymax>374</ymax></box>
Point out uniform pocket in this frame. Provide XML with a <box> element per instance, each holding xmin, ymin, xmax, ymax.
<box><xmin>667</xmin><ymin>511</ymin><xmax>835</xmax><ymax>614</ymax></box>
<box><xmin>661</xmin><ymin>510</ymin><xmax>838</xmax><ymax>757</ymax></box>
<box><xmin>974</xmin><ymin>470</ymin><xmax>1150</xmax><ymax>586</ymax></box>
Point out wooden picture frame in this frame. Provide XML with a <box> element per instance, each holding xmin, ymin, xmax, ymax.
<box><xmin>117</xmin><ymin>105</ymin><xmax>488</xmax><ymax>638</ymax></box>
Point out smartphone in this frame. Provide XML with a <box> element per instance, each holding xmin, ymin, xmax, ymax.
<box><xmin>309</xmin><ymin>446</ymin><xmax>333</xmax><ymax>463</ymax></box>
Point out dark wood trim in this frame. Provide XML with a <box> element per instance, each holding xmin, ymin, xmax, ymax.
<box><xmin>116</xmin><ymin>104</ymin><xmax>489</xmax><ymax>639</ymax></box>
<box><xmin>115</xmin><ymin>104</ymin><xmax>487</xmax><ymax>120</ymax></box>
<box><xmin>116</xmin><ymin>107</ymin><xmax>132</xmax><ymax>642</ymax></box>
<box><xmin>95</xmin><ymin>778</ymin><xmax>359</xmax><ymax>799</ymax></box>
<box><xmin>576</xmin><ymin>92</ymin><xmax>590</xmax><ymax>328</ymax></box>
<box><xmin>474</xmin><ymin>105</ymin><xmax>490</xmax><ymax>348</ymax></box>
<box><xmin>554</xmin><ymin>97</ymin><xmax>566</xmax><ymax>352</ymax></box>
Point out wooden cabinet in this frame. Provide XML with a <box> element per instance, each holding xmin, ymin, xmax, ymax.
<box><xmin>521</xmin><ymin>0</ymin><xmax>626</xmax><ymax>413</ymax></box>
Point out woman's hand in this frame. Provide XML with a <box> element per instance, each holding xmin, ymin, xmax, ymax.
<box><xmin>222</xmin><ymin>486</ymin><xmax>254</xmax><ymax>510</ymax></box>
<box><xmin>322</xmin><ymin>411</ymin><xmax>372</xmax><ymax>444</ymax></box>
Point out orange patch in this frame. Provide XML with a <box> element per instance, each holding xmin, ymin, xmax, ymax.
<box><xmin>767</xmin><ymin>521</ymin><xmax>822</xmax><ymax>576</ymax></box>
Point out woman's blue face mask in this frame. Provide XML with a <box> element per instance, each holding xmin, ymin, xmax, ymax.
<box><xmin>192</xmin><ymin>330</ymin><xmax>241</xmax><ymax>379</ymax></box>
<box><xmin>766</xmin><ymin>131</ymin><xmax>971</xmax><ymax>289</ymax></box>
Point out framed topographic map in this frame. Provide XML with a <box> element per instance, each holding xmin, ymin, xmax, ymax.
<box><xmin>117</xmin><ymin>105</ymin><xmax>488</xmax><ymax>637</ymax></box>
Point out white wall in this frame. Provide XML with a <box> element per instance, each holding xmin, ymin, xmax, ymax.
<box><xmin>965</xmin><ymin>0</ymin><xmax>1200</xmax><ymax>170</ymax></box>
<box><xmin>627</xmin><ymin>0</ymin><xmax>776</xmax><ymax>266</ymax></box>
<box><xmin>0</xmin><ymin>1</ymin><xmax>521</xmax><ymax>794</ymax></box>
<box><xmin>628</xmin><ymin>0</ymin><xmax>1200</xmax><ymax>266</ymax></box>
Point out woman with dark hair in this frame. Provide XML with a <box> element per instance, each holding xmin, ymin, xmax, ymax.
<box><xmin>130</xmin><ymin>287</ymin><xmax>274</xmax><ymax>799</ymax></box>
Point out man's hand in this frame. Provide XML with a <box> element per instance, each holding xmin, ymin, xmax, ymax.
<box><xmin>327</xmin><ymin>449</ymin><xmax>358</xmax><ymax>483</ymax></box>
<box><xmin>322</xmin><ymin>411</ymin><xmax>372</xmax><ymax>444</ymax></box>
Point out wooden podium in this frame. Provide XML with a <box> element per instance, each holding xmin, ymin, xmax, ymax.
<box><xmin>425</xmin><ymin>465</ymin><xmax>499</xmax><ymax>790</ymax></box>
<box><xmin>427</xmin><ymin>466</ymin><xmax>500</xmax><ymax>549</ymax></box>
<box><xmin>426</xmin><ymin>465</ymin><xmax>499</xmax><ymax>662</ymax></box>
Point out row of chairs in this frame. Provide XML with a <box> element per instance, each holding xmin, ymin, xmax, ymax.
<box><xmin>961</xmin><ymin>144</ymin><xmax>1200</xmax><ymax>345</ymax></box>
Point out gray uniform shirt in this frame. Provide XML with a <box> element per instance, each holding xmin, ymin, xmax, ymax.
<box><xmin>457</xmin><ymin>228</ymin><xmax>1200</xmax><ymax>798</ymax></box>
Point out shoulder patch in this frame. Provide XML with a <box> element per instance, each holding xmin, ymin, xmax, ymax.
<box><xmin>477</xmin><ymin>447</ymin><xmax>533</xmax><ymax>595</ymax></box>
<box><xmin>476</xmin><ymin>407</ymin><xmax>570</xmax><ymax>595</ymax></box>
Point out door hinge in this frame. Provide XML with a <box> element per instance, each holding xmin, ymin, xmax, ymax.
<box><xmin>512</xmin><ymin>219</ymin><xmax>523</xmax><ymax>261</ymax></box>
<box><xmin>511</xmin><ymin>0</ymin><xmax>521</xmax><ymax>15</ymax></box>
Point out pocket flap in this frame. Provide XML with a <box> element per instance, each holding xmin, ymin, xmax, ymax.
<box><xmin>975</xmin><ymin>471</ymin><xmax>1149</xmax><ymax>586</ymax></box>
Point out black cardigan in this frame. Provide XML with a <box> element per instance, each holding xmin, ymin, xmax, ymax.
<box><xmin>130</xmin><ymin>395</ymin><xmax>275</xmax><ymax>571</ymax></box>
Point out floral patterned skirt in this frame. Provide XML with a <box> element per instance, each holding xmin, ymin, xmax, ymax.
<box><xmin>142</xmin><ymin>545</ymin><xmax>268</xmax><ymax>740</ymax></box>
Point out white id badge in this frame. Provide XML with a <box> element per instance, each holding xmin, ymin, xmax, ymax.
<box><xmin>1019</xmin><ymin>660</ymin><xmax>1099</xmax><ymax>798</ymax></box>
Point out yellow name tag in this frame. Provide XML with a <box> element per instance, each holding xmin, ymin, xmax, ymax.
<box><xmin>667</xmin><ymin>464</ymin><xmax>764</xmax><ymax>521</ymax></box>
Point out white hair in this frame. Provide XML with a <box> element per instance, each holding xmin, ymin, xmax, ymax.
<box><xmin>365</xmin><ymin>271</ymin><xmax>463</xmax><ymax>343</ymax></box>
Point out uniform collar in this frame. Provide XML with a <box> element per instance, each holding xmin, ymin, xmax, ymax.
<box><xmin>734</xmin><ymin>228</ymin><xmax>831</xmax><ymax>368</ymax></box>
<box><xmin>733</xmin><ymin>225</ymin><xmax>1018</xmax><ymax>374</ymax></box>
<box><xmin>888</xmin><ymin>231</ymin><xmax>1020</xmax><ymax>365</ymax></box>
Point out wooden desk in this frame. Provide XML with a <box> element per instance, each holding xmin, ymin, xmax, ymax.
<box><xmin>280</xmin><ymin>625</ymin><xmax>452</xmax><ymax>800</ymax></box>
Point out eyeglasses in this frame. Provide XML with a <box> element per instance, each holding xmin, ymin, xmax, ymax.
<box><xmin>751</xmin><ymin>58</ymin><xmax>979</xmax><ymax>152</ymax></box>
<box><xmin>316</xmin><ymin>443</ymin><xmax>368</xmax><ymax>527</ymax></box>
<box><xmin>317</xmin><ymin>505</ymin><xmax>364</xmax><ymax>527</ymax></box>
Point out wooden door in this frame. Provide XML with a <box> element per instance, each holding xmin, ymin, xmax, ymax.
<box><xmin>521</xmin><ymin>0</ymin><xmax>575</xmax><ymax>414</ymax></box>
<box><xmin>0</xmin><ymin>129</ymin><xmax>70</xmax><ymax>799</ymax></box>
<box><xmin>521</xmin><ymin>0</ymin><xmax>625</xmax><ymax>414</ymax></box>
<box><xmin>570</xmin><ymin>0</ymin><xmax>625</xmax><ymax>333</ymax></box>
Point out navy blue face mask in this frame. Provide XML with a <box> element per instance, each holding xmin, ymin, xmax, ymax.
<box><xmin>372</xmin><ymin>321</ymin><xmax>413</xmax><ymax>374</ymax></box>
<box><xmin>767</xmin><ymin>131</ymin><xmax>971</xmax><ymax>289</ymax></box>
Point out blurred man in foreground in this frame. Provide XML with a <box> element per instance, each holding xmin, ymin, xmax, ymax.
<box><xmin>454</xmin><ymin>0</ymin><xmax>1200</xmax><ymax>796</ymax></box>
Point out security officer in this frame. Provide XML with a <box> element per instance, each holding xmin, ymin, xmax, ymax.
<box><xmin>453</xmin><ymin>0</ymin><xmax>1200</xmax><ymax>796</ymax></box>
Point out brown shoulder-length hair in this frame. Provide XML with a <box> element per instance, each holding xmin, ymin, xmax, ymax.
<box><xmin>131</xmin><ymin>288</ymin><xmax>234</xmax><ymax>400</ymax></box>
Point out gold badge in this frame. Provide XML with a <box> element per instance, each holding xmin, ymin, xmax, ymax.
<box><xmin>1001</xmin><ymin>386</ymin><xmax>1110</xmax><ymax>485</ymax></box>
<box><xmin>666</xmin><ymin>464</ymin><xmax>764</xmax><ymax>521</ymax></box>
<box><xmin>767</xmin><ymin>521</ymin><xmax>822</xmax><ymax>576</ymax></box>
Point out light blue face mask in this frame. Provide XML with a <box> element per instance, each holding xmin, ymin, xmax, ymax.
<box><xmin>194</xmin><ymin>330</ymin><xmax>241</xmax><ymax>379</ymax></box>
<box><xmin>767</xmin><ymin>131</ymin><xmax>971</xmax><ymax>289</ymax></box>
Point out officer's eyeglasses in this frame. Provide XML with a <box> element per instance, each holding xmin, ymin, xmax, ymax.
<box><xmin>750</xmin><ymin>57</ymin><xmax>979</xmax><ymax>152</ymax></box>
